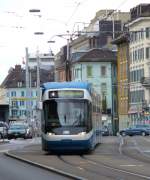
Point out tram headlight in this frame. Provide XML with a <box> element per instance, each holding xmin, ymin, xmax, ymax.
<box><xmin>78</xmin><ymin>132</ymin><xmax>86</xmax><ymax>135</ymax></box>
<box><xmin>48</xmin><ymin>132</ymin><xmax>55</xmax><ymax>136</ymax></box>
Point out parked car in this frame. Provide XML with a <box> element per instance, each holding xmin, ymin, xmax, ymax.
<box><xmin>101</xmin><ymin>126</ymin><xmax>110</xmax><ymax>136</ymax></box>
<box><xmin>119</xmin><ymin>124</ymin><xmax>150</xmax><ymax>136</ymax></box>
<box><xmin>0</xmin><ymin>121</ymin><xmax>9</xmax><ymax>139</ymax></box>
<box><xmin>7</xmin><ymin>123</ymin><xmax>33</xmax><ymax>140</ymax></box>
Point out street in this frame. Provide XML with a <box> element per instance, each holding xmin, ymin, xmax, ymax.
<box><xmin>0</xmin><ymin>138</ymin><xmax>70</xmax><ymax>180</ymax></box>
<box><xmin>1</xmin><ymin>136</ymin><xmax>150</xmax><ymax>180</ymax></box>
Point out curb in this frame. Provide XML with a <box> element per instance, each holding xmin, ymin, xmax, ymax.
<box><xmin>5</xmin><ymin>152</ymin><xmax>86</xmax><ymax>180</ymax></box>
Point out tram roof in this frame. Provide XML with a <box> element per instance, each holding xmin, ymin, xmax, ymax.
<box><xmin>41</xmin><ymin>81</ymin><xmax>92</xmax><ymax>92</ymax></box>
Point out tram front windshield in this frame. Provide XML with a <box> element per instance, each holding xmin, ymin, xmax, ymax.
<box><xmin>43</xmin><ymin>99</ymin><xmax>91</xmax><ymax>133</ymax></box>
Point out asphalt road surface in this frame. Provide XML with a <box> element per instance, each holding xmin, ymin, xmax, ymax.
<box><xmin>0</xmin><ymin>138</ymin><xmax>70</xmax><ymax>180</ymax></box>
<box><xmin>0</xmin><ymin>153</ymin><xmax>70</xmax><ymax>180</ymax></box>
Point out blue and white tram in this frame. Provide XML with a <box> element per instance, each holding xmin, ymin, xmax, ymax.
<box><xmin>40</xmin><ymin>81</ymin><xmax>101</xmax><ymax>153</ymax></box>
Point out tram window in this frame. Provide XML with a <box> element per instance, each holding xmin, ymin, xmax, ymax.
<box><xmin>87</xmin><ymin>102</ymin><xmax>92</xmax><ymax>131</ymax></box>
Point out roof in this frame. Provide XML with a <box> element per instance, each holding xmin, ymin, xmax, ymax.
<box><xmin>72</xmin><ymin>48</ymin><xmax>116</xmax><ymax>63</ymax></box>
<box><xmin>41</xmin><ymin>81</ymin><xmax>92</xmax><ymax>92</ymax></box>
<box><xmin>1</xmin><ymin>65</ymin><xmax>54</xmax><ymax>88</ymax></box>
<box><xmin>112</xmin><ymin>33</ymin><xmax>129</xmax><ymax>45</ymax></box>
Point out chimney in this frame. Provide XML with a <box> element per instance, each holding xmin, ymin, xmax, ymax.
<box><xmin>15</xmin><ymin>65</ymin><xmax>21</xmax><ymax>71</ymax></box>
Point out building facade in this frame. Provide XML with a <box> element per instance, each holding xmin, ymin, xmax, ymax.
<box><xmin>1</xmin><ymin>64</ymin><xmax>54</xmax><ymax>123</ymax></box>
<box><xmin>127</xmin><ymin>4</ymin><xmax>150</xmax><ymax>125</ymax></box>
<box><xmin>112</xmin><ymin>34</ymin><xmax>130</xmax><ymax>130</ymax></box>
<box><xmin>0</xmin><ymin>88</ymin><xmax>9</xmax><ymax>123</ymax></box>
<box><xmin>71</xmin><ymin>48</ymin><xmax>117</xmax><ymax>133</ymax></box>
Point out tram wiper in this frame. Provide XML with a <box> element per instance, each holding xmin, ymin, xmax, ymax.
<box><xmin>64</xmin><ymin>115</ymin><xmax>66</xmax><ymax>124</ymax></box>
<box><xmin>72</xmin><ymin>113</ymin><xmax>82</xmax><ymax>126</ymax></box>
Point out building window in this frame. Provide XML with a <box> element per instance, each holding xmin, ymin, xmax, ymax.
<box><xmin>11</xmin><ymin>91</ymin><xmax>16</xmax><ymax>97</ymax></box>
<box><xmin>146</xmin><ymin>47</ymin><xmax>150</xmax><ymax>59</ymax></box>
<box><xmin>20</xmin><ymin>101</ymin><xmax>25</xmax><ymax>106</ymax></box>
<box><xmin>101</xmin><ymin>66</ymin><xmax>106</xmax><ymax>76</ymax></box>
<box><xmin>141</xmin><ymin>28</ymin><xmax>144</xmax><ymax>39</ymax></box>
<box><xmin>146</xmin><ymin>27</ymin><xmax>150</xmax><ymax>38</ymax></box>
<box><xmin>21</xmin><ymin>91</ymin><xmax>24</xmax><ymax>97</ymax></box>
<box><xmin>11</xmin><ymin>110</ymin><xmax>17</xmax><ymax>117</ymax></box>
<box><xmin>17</xmin><ymin>81</ymin><xmax>22</xmax><ymax>87</ymax></box>
<box><xmin>86</xmin><ymin>65</ymin><xmax>92</xmax><ymax>77</ymax></box>
<box><xmin>130</xmin><ymin>90</ymin><xmax>144</xmax><ymax>103</ymax></box>
<box><xmin>12</xmin><ymin>101</ymin><xmax>18</xmax><ymax>107</ymax></box>
<box><xmin>34</xmin><ymin>81</ymin><xmax>37</xmax><ymax>87</ymax></box>
<box><xmin>101</xmin><ymin>83</ymin><xmax>107</xmax><ymax>94</ymax></box>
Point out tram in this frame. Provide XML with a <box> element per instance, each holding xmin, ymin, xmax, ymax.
<box><xmin>40</xmin><ymin>81</ymin><xmax>102</xmax><ymax>153</ymax></box>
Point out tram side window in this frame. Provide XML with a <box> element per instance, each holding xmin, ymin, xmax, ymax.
<box><xmin>87</xmin><ymin>102</ymin><xmax>92</xmax><ymax>131</ymax></box>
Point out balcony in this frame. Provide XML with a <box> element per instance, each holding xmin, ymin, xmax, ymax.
<box><xmin>140</xmin><ymin>77</ymin><xmax>150</xmax><ymax>88</ymax></box>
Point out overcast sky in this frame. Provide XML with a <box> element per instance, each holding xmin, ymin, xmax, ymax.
<box><xmin>0</xmin><ymin>0</ymin><xmax>149</xmax><ymax>84</ymax></box>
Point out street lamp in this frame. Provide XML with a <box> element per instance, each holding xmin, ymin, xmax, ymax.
<box><xmin>47</xmin><ymin>40</ymin><xmax>55</xmax><ymax>55</ymax></box>
<box><xmin>29</xmin><ymin>9</ymin><xmax>40</xmax><ymax>13</ymax></box>
<box><xmin>25</xmin><ymin>47</ymin><xmax>31</xmax><ymax>124</ymax></box>
<box><xmin>33</xmin><ymin>32</ymin><xmax>44</xmax><ymax>131</ymax></box>
<box><xmin>34</xmin><ymin>32</ymin><xmax>44</xmax><ymax>35</ymax></box>
<box><xmin>56</xmin><ymin>33</ymin><xmax>71</xmax><ymax>81</ymax></box>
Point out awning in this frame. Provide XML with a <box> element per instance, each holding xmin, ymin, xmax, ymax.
<box><xmin>128</xmin><ymin>106</ymin><xmax>142</xmax><ymax>114</ymax></box>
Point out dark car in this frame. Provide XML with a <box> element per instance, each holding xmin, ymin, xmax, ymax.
<box><xmin>120</xmin><ymin>124</ymin><xmax>150</xmax><ymax>136</ymax></box>
<box><xmin>7</xmin><ymin>123</ymin><xmax>33</xmax><ymax>140</ymax></box>
<box><xmin>101</xmin><ymin>126</ymin><xmax>110</xmax><ymax>136</ymax></box>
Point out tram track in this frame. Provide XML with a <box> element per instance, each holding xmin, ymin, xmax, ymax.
<box><xmin>81</xmin><ymin>155</ymin><xmax>150</xmax><ymax>180</ymax></box>
<box><xmin>58</xmin><ymin>154</ymin><xmax>150</xmax><ymax>179</ymax></box>
<box><xmin>119</xmin><ymin>136</ymin><xmax>150</xmax><ymax>164</ymax></box>
<box><xmin>56</xmin><ymin>136</ymin><xmax>150</xmax><ymax>179</ymax></box>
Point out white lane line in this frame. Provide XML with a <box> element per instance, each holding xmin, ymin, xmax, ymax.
<box><xmin>120</xmin><ymin>164</ymin><xmax>143</xmax><ymax>167</ymax></box>
<box><xmin>142</xmin><ymin>150</ymin><xmax>150</xmax><ymax>153</ymax></box>
<box><xmin>0</xmin><ymin>149</ymin><xmax>9</xmax><ymax>153</ymax></box>
<box><xmin>77</xmin><ymin>167</ymin><xmax>84</xmax><ymax>170</ymax></box>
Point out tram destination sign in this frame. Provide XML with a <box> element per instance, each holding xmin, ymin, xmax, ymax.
<box><xmin>49</xmin><ymin>90</ymin><xmax>84</xmax><ymax>98</ymax></box>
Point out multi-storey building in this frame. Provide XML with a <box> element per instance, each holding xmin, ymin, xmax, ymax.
<box><xmin>1</xmin><ymin>64</ymin><xmax>54</xmax><ymax>123</ymax></box>
<box><xmin>71</xmin><ymin>48</ymin><xmax>117</xmax><ymax>134</ymax></box>
<box><xmin>0</xmin><ymin>88</ymin><xmax>9</xmax><ymax>123</ymax></box>
<box><xmin>127</xmin><ymin>4</ymin><xmax>150</xmax><ymax>124</ymax></box>
<box><xmin>55</xmin><ymin>9</ymin><xmax>130</xmax><ymax>83</ymax></box>
<box><xmin>112</xmin><ymin>34</ymin><xmax>130</xmax><ymax>130</ymax></box>
<box><xmin>28</xmin><ymin>52</ymin><xmax>54</xmax><ymax>69</ymax></box>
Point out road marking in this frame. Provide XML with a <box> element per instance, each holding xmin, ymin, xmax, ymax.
<box><xmin>79</xmin><ymin>161</ymin><xmax>87</xmax><ymax>164</ymax></box>
<box><xmin>86</xmin><ymin>159</ymin><xmax>97</xmax><ymax>165</ymax></box>
<box><xmin>142</xmin><ymin>150</ymin><xmax>150</xmax><ymax>153</ymax></box>
<box><xmin>0</xmin><ymin>149</ymin><xmax>8</xmax><ymax>153</ymax></box>
<box><xmin>77</xmin><ymin>167</ymin><xmax>84</xmax><ymax>170</ymax></box>
<box><xmin>120</xmin><ymin>164</ymin><xmax>143</xmax><ymax>167</ymax></box>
